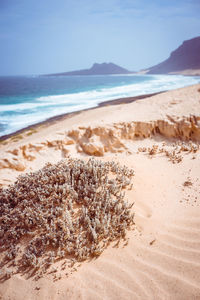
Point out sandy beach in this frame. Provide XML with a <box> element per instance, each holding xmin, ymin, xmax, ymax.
<box><xmin>0</xmin><ymin>83</ymin><xmax>200</xmax><ymax>299</ymax></box>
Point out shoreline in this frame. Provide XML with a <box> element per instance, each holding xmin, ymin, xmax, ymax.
<box><xmin>0</xmin><ymin>84</ymin><xmax>200</xmax><ymax>299</ymax></box>
<box><xmin>0</xmin><ymin>91</ymin><xmax>163</xmax><ymax>141</ymax></box>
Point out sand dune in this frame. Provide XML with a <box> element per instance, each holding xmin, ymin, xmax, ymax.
<box><xmin>0</xmin><ymin>84</ymin><xmax>200</xmax><ymax>299</ymax></box>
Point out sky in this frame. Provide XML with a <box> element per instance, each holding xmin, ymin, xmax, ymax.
<box><xmin>0</xmin><ymin>0</ymin><xmax>200</xmax><ymax>75</ymax></box>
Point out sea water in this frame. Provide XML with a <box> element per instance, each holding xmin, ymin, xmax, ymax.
<box><xmin>0</xmin><ymin>74</ymin><xmax>199</xmax><ymax>137</ymax></box>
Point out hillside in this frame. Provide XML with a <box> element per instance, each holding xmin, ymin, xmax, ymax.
<box><xmin>146</xmin><ymin>36</ymin><xmax>200</xmax><ymax>75</ymax></box>
<box><xmin>46</xmin><ymin>62</ymin><xmax>133</xmax><ymax>76</ymax></box>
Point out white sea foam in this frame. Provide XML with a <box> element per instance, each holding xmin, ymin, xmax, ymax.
<box><xmin>35</xmin><ymin>74</ymin><xmax>200</xmax><ymax>106</ymax></box>
<box><xmin>0</xmin><ymin>74</ymin><xmax>199</xmax><ymax>136</ymax></box>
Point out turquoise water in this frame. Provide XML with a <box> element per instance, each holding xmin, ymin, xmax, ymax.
<box><xmin>0</xmin><ymin>74</ymin><xmax>199</xmax><ymax>137</ymax></box>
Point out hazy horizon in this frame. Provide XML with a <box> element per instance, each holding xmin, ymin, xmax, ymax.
<box><xmin>0</xmin><ymin>0</ymin><xmax>200</xmax><ymax>76</ymax></box>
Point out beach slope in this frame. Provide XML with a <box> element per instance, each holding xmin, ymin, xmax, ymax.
<box><xmin>0</xmin><ymin>84</ymin><xmax>200</xmax><ymax>300</ymax></box>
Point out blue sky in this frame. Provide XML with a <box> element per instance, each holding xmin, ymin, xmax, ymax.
<box><xmin>0</xmin><ymin>0</ymin><xmax>200</xmax><ymax>75</ymax></box>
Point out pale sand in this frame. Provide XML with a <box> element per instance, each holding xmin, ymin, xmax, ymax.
<box><xmin>0</xmin><ymin>84</ymin><xmax>200</xmax><ymax>299</ymax></box>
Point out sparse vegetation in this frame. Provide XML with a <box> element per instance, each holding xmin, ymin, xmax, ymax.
<box><xmin>138</xmin><ymin>141</ymin><xmax>199</xmax><ymax>164</ymax></box>
<box><xmin>26</xmin><ymin>128</ymin><xmax>38</xmax><ymax>136</ymax></box>
<box><xmin>10</xmin><ymin>134</ymin><xmax>24</xmax><ymax>142</ymax></box>
<box><xmin>0</xmin><ymin>158</ymin><xmax>134</xmax><ymax>280</ymax></box>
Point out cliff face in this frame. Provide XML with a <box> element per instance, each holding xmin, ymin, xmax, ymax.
<box><xmin>46</xmin><ymin>63</ymin><xmax>132</xmax><ymax>76</ymax></box>
<box><xmin>147</xmin><ymin>36</ymin><xmax>200</xmax><ymax>74</ymax></box>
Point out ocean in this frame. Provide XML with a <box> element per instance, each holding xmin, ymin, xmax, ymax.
<box><xmin>0</xmin><ymin>74</ymin><xmax>199</xmax><ymax>138</ymax></box>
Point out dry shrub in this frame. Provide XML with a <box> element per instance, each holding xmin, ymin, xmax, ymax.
<box><xmin>0</xmin><ymin>158</ymin><xmax>134</xmax><ymax>278</ymax></box>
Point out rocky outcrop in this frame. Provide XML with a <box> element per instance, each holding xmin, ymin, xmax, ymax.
<box><xmin>0</xmin><ymin>116</ymin><xmax>199</xmax><ymax>175</ymax></box>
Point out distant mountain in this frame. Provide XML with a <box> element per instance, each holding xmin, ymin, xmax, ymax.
<box><xmin>145</xmin><ymin>36</ymin><xmax>200</xmax><ymax>75</ymax></box>
<box><xmin>46</xmin><ymin>62</ymin><xmax>133</xmax><ymax>76</ymax></box>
